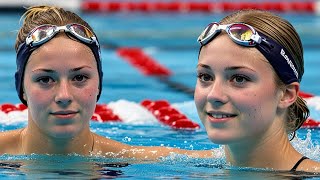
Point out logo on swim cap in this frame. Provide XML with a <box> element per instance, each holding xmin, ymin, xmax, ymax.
<box><xmin>280</xmin><ymin>48</ymin><xmax>298</xmax><ymax>79</ymax></box>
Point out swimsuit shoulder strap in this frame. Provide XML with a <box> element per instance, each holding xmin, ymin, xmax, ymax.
<box><xmin>290</xmin><ymin>156</ymin><xmax>309</xmax><ymax>172</ymax></box>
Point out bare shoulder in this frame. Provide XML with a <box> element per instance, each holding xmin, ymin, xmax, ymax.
<box><xmin>299</xmin><ymin>159</ymin><xmax>320</xmax><ymax>173</ymax></box>
<box><xmin>0</xmin><ymin>129</ymin><xmax>23</xmax><ymax>154</ymax></box>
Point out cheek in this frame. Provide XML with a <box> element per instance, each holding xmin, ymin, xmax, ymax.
<box><xmin>77</xmin><ymin>85</ymin><xmax>99</xmax><ymax>109</ymax></box>
<box><xmin>23</xmin><ymin>81</ymin><xmax>52</xmax><ymax>109</ymax></box>
<box><xmin>194</xmin><ymin>85</ymin><xmax>203</xmax><ymax>106</ymax></box>
<box><xmin>194</xmin><ymin>84</ymin><xmax>207</xmax><ymax>117</ymax></box>
<box><xmin>235</xmin><ymin>89</ymin><xmax>278</xmax><ymax>128</ymax></box>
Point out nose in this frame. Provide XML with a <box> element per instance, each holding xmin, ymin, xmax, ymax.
<box><xmin>55</xmin><ymin>80</ymin><xmax>73</xmax><ymax>106</ymax></box>
<box><xmin>207</xmin><ymin>79</ymin><xmax>228</xmax><ymax>107</ymax></box>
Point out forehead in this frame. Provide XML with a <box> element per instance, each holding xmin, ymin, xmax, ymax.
<box><xmin>27</xmin><ymin>34</ymin><xmax>96</xmax><ymax>67</ymax></box>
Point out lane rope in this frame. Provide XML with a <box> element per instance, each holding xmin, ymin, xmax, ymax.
<box><xmin>81</xmin><ymin>1</ymin><xmax>318</xmax><ymax>14</ymax></box>
<box><xmin>0</xmin><ymin>93</ymin><xmax>319</xmax><ymax>129</ymax></box>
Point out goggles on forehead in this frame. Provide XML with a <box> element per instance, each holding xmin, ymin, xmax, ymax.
<box><xmin>26</xmin><ymin>23</ymin><xmax>99</xmax><ymax>47</ymax></box>
<box><xmin>197</xmin><ymin>22</ymin><xmax>300</xmax><ymax>84</ymax></box>
<box><xmin>15</xmin><ymin>23</ymin><xmax>103</xmax><ymax>106</ymax></box>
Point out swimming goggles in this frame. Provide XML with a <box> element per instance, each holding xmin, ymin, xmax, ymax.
<box><xmin>15</xmin><ymin>23</ymin><xmax>103</xmax><ymax>105</ymax></box>
<box><xmin>25</xmin><ymin>23</ymin><xmax>99</xmax><ymax>47</ymax></box>
<box><xmin>197</xmin><ymin>22</ymin><xmax>300</xmax><ymax>84</ymax></box>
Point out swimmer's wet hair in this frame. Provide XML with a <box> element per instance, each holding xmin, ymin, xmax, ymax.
<box><xmin>16</xmin><ymin>5</ymin><xmax>95</xmax><ymax>50</ymax></box>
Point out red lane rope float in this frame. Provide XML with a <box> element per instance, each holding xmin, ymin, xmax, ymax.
<box><xmin>1</xmin><ymin>92</ymin><xmax>319</xmax><ymax>129</ymax></box>
<box><xmin>302</xmin><ymin>118</ymin><xmax>320</xmax><ymax>128</ymax></box>
<box><xmin>140</xmin><ymin>99</ymin><xmax>200</xmax><ymax>129</ymax></box>
<box><xmin>298</xmin><ymin>91</ymin><xmax>319</xmax><ymax>128</ymax></box>
<box><xmin>81</xmin><ymin>1</ymin><xmax>316</xmax><ymax>13</ymax></box>
<box><xmin>0</xmin><ymin>103</ymin><xmax>27</xmax><ymax>113</ymax></box>
<box><xmin>117</xmin><ymin>47</ymin><xmax>171</xmax><ymax>76</ymax></box>
<box><xmin>92</xmin><ymin>104</ymin><xmax>122</xmax><ymax>122</ymax></box>
<box><xmin>299</xmin><ymin>91</ymin><xmax>314</xmax><ymax>99</ymax></box>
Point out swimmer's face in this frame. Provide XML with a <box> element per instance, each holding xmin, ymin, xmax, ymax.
<box><xmin>195</xmin><ymin>34</ymin><xmax>285</xmax><ymax>144</ymax></box>
<box><xmin>23</xmin><ymin>34</ymin><xmax>99</xmax><ymax>138</ymax></box>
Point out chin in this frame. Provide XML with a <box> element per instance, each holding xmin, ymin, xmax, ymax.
<box><xmin>50</xmin><ymin>126</ymin><xmax>81</xmax><ymax>139</ymax></box>
<box><xmin>50</xmin><ymin>131</ymin><xmax>77</xmax><ymax>139</ymax></box>
<box><xmin>206</xmin><ymin>129</ymin><xmax>242</xmax><ymax>145</ymax></box>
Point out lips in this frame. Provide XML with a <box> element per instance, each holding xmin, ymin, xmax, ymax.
<box><xmin>206</xmin><ymin>111</ymin><xmax>237</xmax><ymax>123</ymax></box>
<box><xmin>51</xmin><ymin>110</ymin><xmax>78</xmax><ymax>119</ymax></box>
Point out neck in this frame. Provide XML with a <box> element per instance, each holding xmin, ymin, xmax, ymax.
<box><xmin>20</xmin><ymin>125</ymin><xmax>94</xmax><ymax>155</ymax></box>
<box><xmin>224</xmin><ymin>128</ymin><xmax>301</xmax><ymax>170</ymax></box>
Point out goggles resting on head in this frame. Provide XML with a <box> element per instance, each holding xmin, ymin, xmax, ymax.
<box><xmin>26</xmin><ymin>23</ymin><xmax>99</xmax><ymax>47</ymax></box>
<box><xmin>197</xmin><ymin>22</ymin><xmax>300</xmax><ymax>84</ymax></box>
<box><xmin>15</xmin><ymin>23</ymin><xmax>103</xmax><ymax>106</ymax></box>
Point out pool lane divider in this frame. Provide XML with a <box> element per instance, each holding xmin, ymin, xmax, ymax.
<box><xmin>299</xmin><ymin>92</ymin><xmax>320</xmax><ymax>128</ymax></box>
<box><xmin>81</xmin><ymin>1</ymin><xmax>319</xmax><ymax>14</ymax></box>
<box><xmin>140</xmin><ymin>99</ymin><xmax>200</xmax><ymax>129</ymax></box>
<box><xmin>117</xmin><ymin>47</ymin><xmax>171</xmax><ymax>76</ymax></box>
<box><xmin>0</xmin><ymin>97</ymin><xmax>320</xmax><ymax>130</ymax></box>
<box><xmin>116</xmin><ymin>47</ymin><xmax>195</xmax><ymax>96</ymax></box>
<box><xmin>0</xmin><ymin>96</ymin><xmax>319</xmax><ymax>128</ymax></box>
<box><xmin>0</xmin><ymin>100</ymin><xmax>200</xmax><ymax>130</ymax></box>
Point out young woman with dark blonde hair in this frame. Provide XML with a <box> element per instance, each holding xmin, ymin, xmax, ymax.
<box><xmin>195</xmin><ymin>9</ymin><xmax>319</xmax><ymax>172</ymax></box>
<box><xmin>0</xmin><ymin>5</ymin><xmax>213</xmax><ymax>159</ymax></box>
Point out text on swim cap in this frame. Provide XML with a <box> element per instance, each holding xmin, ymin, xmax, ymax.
<box><xmin>280</xmin><ymin>48</ymin><xmax>299</xmax><ymax>79</ymax></box>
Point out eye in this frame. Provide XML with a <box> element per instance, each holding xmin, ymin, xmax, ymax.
<box><xmin>36</xmin><ymin>76</ymin><xmax>54</xmax><ymax>85</ymax></box>
<box><xmin>73</xmin><ymin>74</ymin><xmax>88</xmax><ymax>82</ymax></box>
<box><xmin>231</xmin><ymin>74</ymin><xmax>249</xmax><ymax>85</ymax></box>
<box><xmin>197</xmin><ymin>73</ymin><xmax>213</xmax><ymax>82</ymax></box>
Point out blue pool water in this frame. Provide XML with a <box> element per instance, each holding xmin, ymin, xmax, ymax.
<box><xmin>0</xmin><ymin>11</ymin><xmax>320</xmax><ymax>179</ymax></box>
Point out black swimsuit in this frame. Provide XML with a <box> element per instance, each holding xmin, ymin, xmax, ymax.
<box><xmin>290</xmin><ymin>156</ymin><xmax>309</xmax><ymax>172</ymax></box>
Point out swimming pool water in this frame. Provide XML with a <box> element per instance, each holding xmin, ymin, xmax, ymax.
<box><xmin>0</xmin><ymin>11</ymin><xmax>320</xmax><ymax>179</ymax></box>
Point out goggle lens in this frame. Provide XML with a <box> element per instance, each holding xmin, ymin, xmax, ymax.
<box><xmin>198</xmin><ymin>23</ymin><xmax>219</xmax><ymax>45</ymax></box>
<box><xmin>69</xmin><ymin>24</ymin><xmax>94</xmax><ymax>40</ymax></box>
<box><xmin>228</xmin><ymin>24</ymin><xmax>254</xmax><ymax>41</ymax></box>
<box><xmin>198</xmin><ymin>23</ymin><xmax>259</xmax><ymax>47</ymax></box>
<box><xmin>30</xmin><ymin>25</ymin><xmax>55</xmax><ymax>43</ymax></box>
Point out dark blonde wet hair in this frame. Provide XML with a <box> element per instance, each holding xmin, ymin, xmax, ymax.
<box><xmin>15</xmin><ymin>5</ymin><xmax>94</xmax><ymax>50</ymax></box>
<box><xmin>219</xmin><ymin>9</ymin><xmax>309</xmax><ymax>134</ymax></box>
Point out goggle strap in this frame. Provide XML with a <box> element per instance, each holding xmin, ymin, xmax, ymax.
<box><xmin>251</xmin><ymin>34</ymin><xmax>261</xmax><ymax>44</ymax></box>
<box><xmin>256</xmin><ymin>32</ymin><xmax>299</xmax><ymax>83</ymax></box>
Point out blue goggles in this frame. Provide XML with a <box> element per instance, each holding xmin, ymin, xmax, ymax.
<box><xmin>15</xmin><ymin>23</ymin><xmax>103</xmax><ymax>105</ymax></box>
<box><xmin>197</xmin><ymin>22</ymin><xmax>300</xmax><ymax>84</ymax></box>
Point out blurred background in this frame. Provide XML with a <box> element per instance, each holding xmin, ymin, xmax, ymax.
<box><xmin>1</xmin><ymin>0</ymin><xmax>319</xmax><ymax>104</ymax></box>
<box><xmin>0</xmin><ymin>2</ymin><xmax>319</xmax><ymax>178</ymax></box>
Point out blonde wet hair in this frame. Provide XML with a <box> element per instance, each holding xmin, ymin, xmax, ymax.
<box><xmin>15</xmin><ymin>5</ymin><xmax>94</xmax><ymax>50</ymax></box>
<box><xmin>219</xmin><ymin>9</ymin><xmax>309</xmax><ymax>134</ymax></box>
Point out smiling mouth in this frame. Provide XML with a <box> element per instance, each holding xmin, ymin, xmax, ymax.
<box><xmin>207</xmin><ymin>113</ymin><xmax>237</xmax><ymax>119</ymax></box>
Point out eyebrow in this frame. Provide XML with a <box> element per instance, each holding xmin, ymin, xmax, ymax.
<box><xmin>32</xmin><ymin>66</ymin><xmax>93</xmax><ymax>73</ymax></box>
<box><xmin>197</xmin><ymin>63</ymin><xmax>256</xmax><ymax>72</ymax></box>
<box><xmin>196</xmin><ymin>63</ymin><xmax>211</xmax><ymax>70</ymax></box>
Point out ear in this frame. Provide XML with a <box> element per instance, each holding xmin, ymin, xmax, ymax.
<box><xmin>22</xmin><ymin>87</ymin><xmax>27</xmax><ymax>101</ymax></box>
<box><xmin>96</xmin><ymin>86</ymin><xmax>100</xmax><ymax>101</ymax></box>
<box><xmin>278</xmin><ymin>82</ymin><xmax>299</xmax><ymax>109</ymax></box>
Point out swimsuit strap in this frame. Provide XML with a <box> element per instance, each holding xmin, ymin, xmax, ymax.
<box><xmin>290</xmin><ymin>156</ymin><xmax>309</xmax><ymax>172</ymax></box>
